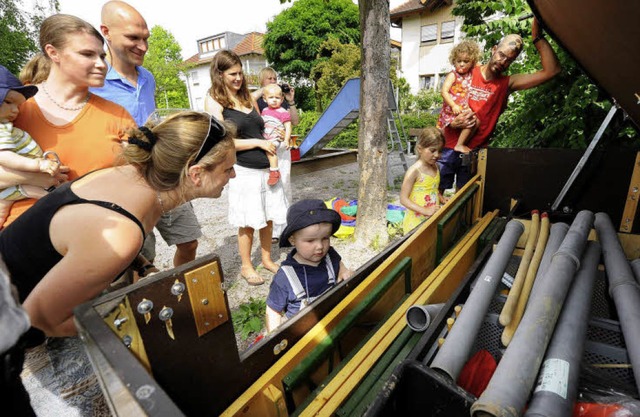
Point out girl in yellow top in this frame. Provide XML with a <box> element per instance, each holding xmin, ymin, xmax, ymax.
<box><xmin>400</xmin><ymin>127</ymin><xmax>447</xmax><ymax>234</ymax></box>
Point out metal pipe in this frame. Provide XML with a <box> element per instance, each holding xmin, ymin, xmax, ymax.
<box><xmin>405</xmin><ymin>303</ymin><xmax>445</xmax><ymax>332</ymax></box>
<box><xmin>430</xmin><ymin>219</ymin><xmax>524</xmax><ymax>381</ymax></box>
<box><xmin>594</xmin><ymin>212</ymin><xmax>640</xmax><ymax>395</ymax></box>
<box><xmin>551</xmin><ymin>105</ymin><xmax>618</xmax><ymax>212</ymax></box>
<box><xmin>471</xmin><ymin>210</ymin><xmax>594</xmax><ymax>417</ymax></box>
<box><xmin>500</xmin><ymin>211</ymin><xmax>540</xmax><ymax>327</ymax></box>
<box><xmin>524</xmin><ymin>241</ymin><xmax>601</xmax><ymax>417</ymax></box>
<box><xmin>630</xmin><ymin>259</ymin><xmax>640</xmax><ymax>285</ymax></box>
<box><xmin>502</xmin><ymin>213</ymin><xmax>550</xmax><ymax>346</ymax></box>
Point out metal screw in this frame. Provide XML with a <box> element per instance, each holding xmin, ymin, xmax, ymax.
<box><xmin>274</xmin><ymin>339</ymin><xmax>288</xmax><ymax>355</ymax></box>
<box><xmin>171</xmin><ymin>282</ymin><xmax>186</xmax><ymax>296</ymax></box>
<box><xmin>159</xmin><ymin>307</ymin><xmax>174</xmax><ymax>321</ymax></box>
<box><xmin>137</xmin><ymin>299</ymin><xmax>154</xmax><ymax>314</ymax></box>
<box><xmin>279</xmin><ymin>339</ymin><xmax>288</xmax><ymax>351</ymax></box>
<box><xmin>210</xmin><ymin>270</ymin><xmax>216</xmax><ymax>275</ymax></box>
<box><xmin>114</xmin><ymin>317</ymin><xmax>128</xmax><ymax>329</ymax></box>
<box><xmin>122</xmin><ymin>335</ymin><xmax>133</xmax><ymax>348</ymax></box>
<box><xmin>192</xmin><ymin>278</ymin><xmax>198</xmax><ymax>283</ymax></box>
<box><xmin>204</xmin><ymin>322</ymin><xmax>210</xmax><ymax>327</ymax></box>
<box><xmin>201</xmin><ymin>298</ymin><xmax>209</xmax><ymax>305</ymax></box>
<box><xmin>218</xmin><ymin>314</ymin><xmax>223</xmax><ymax>319</ymax></box>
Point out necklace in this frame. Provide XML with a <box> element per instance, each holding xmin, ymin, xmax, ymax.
<box><xmin>41</xmin><ymin>83</ymin><xmax>90</xmax><ymax>111</ymax></box>
<box><xmin>156</xmin><ymin>192</ymin><xmax>172</xmax><ymax>226</ymax></box>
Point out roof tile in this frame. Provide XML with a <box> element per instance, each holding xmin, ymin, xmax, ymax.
<box><xmin>233</xmin><ymin>32</ymin><xmax>265</xmax><ymax>56</ymax></box>
<box><xmin>390</xmin><ymin>0</ymin><xmax>451</xmax><ymax>20</ymax></box>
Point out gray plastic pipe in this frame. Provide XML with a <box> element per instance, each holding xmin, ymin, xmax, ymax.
<box><xmin>405</xmin><ymin>303</ymin><xmax>445</xmax><ymax>332</ymax></box>
<box><xmin>524</xmin><ymin>241</ymin><xmax>601</xmax><ymax>417</ymax></box>
<box><xmin>471</xmin><ymin>210</ymin><xmax>594</xmax><ymax>417</ymax></box>
<box><xmin>631</xmin><ymin>259</ymin><xmax>640</xmax><ymax>285</ymax></box>
<box><xmin>594</xmin><ymin>212</ymin><xmax>640</xmax><ymax>395</ymax></box>
<box><xmin>430</xmin><ymin>219</ymin><xmax>524</xmax><ymax>381</ymax></box>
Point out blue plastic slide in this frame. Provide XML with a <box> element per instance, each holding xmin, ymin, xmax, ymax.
<box><xmin>300</xmin><ymin>78</ymin><xmax>399</xmax><ymax>157</ymax></box>
<box><xmin>299</xmin><ymin>78</ymin><xmax>361</xmax><ymax>157</ymax></box>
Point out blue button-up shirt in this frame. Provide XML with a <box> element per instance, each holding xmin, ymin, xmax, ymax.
<box><xmin>91</xmin><ymin>65</ymin><xmax>156</xmax><ymax>126</ymax></box>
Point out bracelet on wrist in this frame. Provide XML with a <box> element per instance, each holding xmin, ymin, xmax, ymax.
<box><xmin>532</xmin><ymin>35</ymin><xmax>545</xmax><ymax>45</ymax></box>
<box><xmin>288</xmin><ymin>101</ymin><xmax>297</xmax><ymax>106</ymax></box>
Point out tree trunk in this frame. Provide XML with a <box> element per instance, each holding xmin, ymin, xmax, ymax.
<box><xmin>355</xmin><ymin>0</ymin><xmax>390</xmax><ymax>248</ymax></box>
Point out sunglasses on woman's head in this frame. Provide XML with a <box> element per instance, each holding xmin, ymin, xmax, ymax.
<box><xmin>193</xmin><ymin>115</ymin><xmax>226</xmax><ymax>164</ymax></box>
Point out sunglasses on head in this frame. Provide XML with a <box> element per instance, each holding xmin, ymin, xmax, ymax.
<box><xmin>193</xmin><ymin>114</ymin><xmax>226</xmax><ymax>164</ymax></box>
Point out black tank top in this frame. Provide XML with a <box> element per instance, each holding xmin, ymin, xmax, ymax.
<box><xmin>0</xmin><ymin>181</ymin><xmax>145</xmax><ymax>302</ymax></box>
<box><xmin>222</xmin><ymin>107</ymin><xmax>268</xmax><ymax>169</ymax></box>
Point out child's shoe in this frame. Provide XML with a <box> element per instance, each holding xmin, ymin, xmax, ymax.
<box><xmin>268</xmin><ymin>169</ymin><xmax>281</xmax><ymax>186</ymax></box>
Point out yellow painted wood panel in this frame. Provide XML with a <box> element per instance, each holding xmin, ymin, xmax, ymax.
<box><xmin>184</xmin><ymin>260</ymin><xmax>227</xmax><ymax>337</ymax></box>
<box><xmin>620</xmin><ymin>152</ymin><xmax>640</xmax><ymax>232</ymax></box>
<box><xmin>299</xmin><ymin>211</ymin><xmax>496</xmax><ymax>416</ymax></box>
<box><xmin>222</xmin><ymin>176</ymin><xmax>483</xmax><ymax>417</ymax></box>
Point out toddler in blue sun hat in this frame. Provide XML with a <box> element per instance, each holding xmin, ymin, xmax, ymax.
<box><xmin>265</xmin><ymin>199</ymin><xmax>353</xmax><ymax>332</ymax></box>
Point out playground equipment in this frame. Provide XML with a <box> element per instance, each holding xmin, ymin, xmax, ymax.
<box><xmin>299</xmin><ymin>78</ymin><xmax>409</xmax><ymax>181</ymax></box>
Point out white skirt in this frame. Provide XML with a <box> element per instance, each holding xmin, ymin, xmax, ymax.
<box><xmin>228</xmin><ymin>164</ymin><xmax>288</xmax><ymax>230</ymax></box>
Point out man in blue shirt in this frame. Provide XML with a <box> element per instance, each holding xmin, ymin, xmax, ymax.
<box><xmin>92</xmin><ymin>1</ymin><xmax>201</xmax><ymax>271</ymax></box>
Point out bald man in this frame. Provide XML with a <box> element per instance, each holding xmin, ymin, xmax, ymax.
<box><xmin>91</xmin><ymin>0</ymin><xmax>155</xmax><ymax>125</ymax></box>
<box><xmin>438</xmin><ymin>18</ymin><xmax>561</xmax><ymax>192</ymax></box>
<box><xmin>92</xmin><ymin>1</ymin><xmax>202</xmax><ymax>270</ymax></box>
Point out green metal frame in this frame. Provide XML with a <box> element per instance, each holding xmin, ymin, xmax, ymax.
<box><xmin>436</xmin><ymin>183</ymin><xmax>479</xmax><ymax>265</ymax></box>
<box><xmin>282</xmin><ymin>256</ymin><xmax>413</xmax><ymax>413</ymax></box>
<box><xmin>335</xmin><ymin>327</ymin><xmax>423</xmax><ymax>416</ymax></box>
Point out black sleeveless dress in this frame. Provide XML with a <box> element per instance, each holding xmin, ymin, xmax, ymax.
<box><xmin>222</xmin><ymin>107</ymin><xmax>268</xmax><ymax>169</ymax></box>
<box><xmin>0</xmin><ymin>181</ymin><xmax>145</xmax><ymax>302</ymax></box>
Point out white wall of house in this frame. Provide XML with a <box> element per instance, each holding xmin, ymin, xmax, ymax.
<box><xmin>184</xmin><ymin>54</ymin><xmax>267</xmax><ymax>111</ymax></box>
<box><xmin>185</xmin><ymin>64</ymin><xmax>212</xmax><ymax>111</ymax></box>
<box><xmin>400</xmin><ymin>15</ymin><xmax>422</xmax><ymax>94</ymax></box>
<box><xmin>398</xmin><ymin>5</ymin><xmax>465</xmax><ymax>94</ymax></box>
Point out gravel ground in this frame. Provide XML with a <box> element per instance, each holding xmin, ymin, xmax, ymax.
<box><xmin>151</xmin><ymin>153</ymin><xmax>414</xmax><ymax>344</ymax></box>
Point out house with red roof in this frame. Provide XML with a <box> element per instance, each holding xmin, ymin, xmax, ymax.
<box><xmin>391</xmin><ymin>0</ymin><xmax>463</xmax><ymax>93</ymax></box>
<box><xmin>183</xmin><ymin>31</ymin><xmax>267</xmax><ymax>110</ymax></box>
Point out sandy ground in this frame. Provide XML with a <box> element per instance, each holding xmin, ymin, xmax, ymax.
<box><xmin>152</xmin><ymin>152</ymin><xmax>415</xmax><ymax>317</ymax></box>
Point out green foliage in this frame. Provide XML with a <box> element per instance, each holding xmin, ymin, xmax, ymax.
<box><xmin>293</xmin><ymin>110</ymin><xmax>440</xmax><ymax>150</ymax></box>
<box><xmin>0</xmin><ymin>0</ymin><xmax>55</xmax><ymax>74</ymax></box>
<box><xmin>451</xmin><ymin>0</ymin><xmax>638</xmax><ymax>149</ymax></box>
<box><xmin>292</xmin><ymin>110</ymin><xmax>319</xmax><ymax>137</ymax></box>
<box><xmin>401</xmin><ymin>89</ymin><xmax>443</xmax><ymax>115</ymax></box>
<box><xmin>293</xmin><ymin>110</ymin><xmax>359</xmax><ymax>149</ymax></box>
<box><xmin>311</xmin><ymin>38</ymin><xmax>360</xmax><ymax>109</ymax></box>
<box><xmin>329</xmin><ymin>121</ymin><xmax>359</xmax><ymax>149</ymax></box>
<box><xmin>400</xmin><ymin>113</ymin><xmax>439</xmax><ymax>130</ymax></box>
<box><xmin>291</xmin><ymin>84</ymin><xmax>316</xmax><ymax>112</ymax></box>
<box><xmin>264</xmin><ymin>0</ymin><xmax>360</xmax><ymax>80</ymax></box>
<box><xmin>145</xmin><ymin>25</ymin><xmax>189</xmax><ymax>109</ymax></box>
<box><xmin>231</xmin><ymin>297</ymin><xmax>266</xmax><ymax>341</ymax></box>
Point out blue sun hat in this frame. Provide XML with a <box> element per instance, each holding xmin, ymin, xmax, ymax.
<box><xmin>280</xmin><ymin>199</ymin><xmax>342</xmax><ymax>247</ymax></box>
<box><xmin>0</xmin><ymin>65</ymin><xmax>38</xmax><ymax>103</ymax></box>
